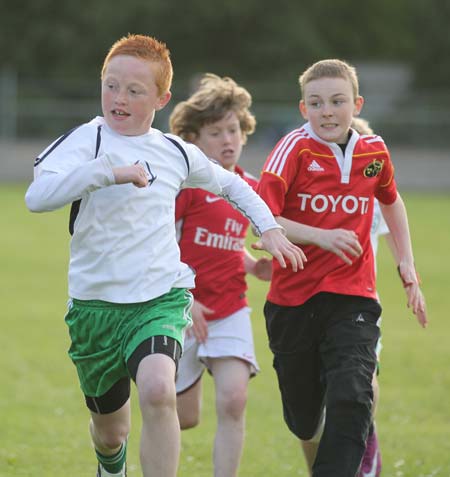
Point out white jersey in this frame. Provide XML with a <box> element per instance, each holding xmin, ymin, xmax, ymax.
<box><xmin>26</xmin><ymin>117</ymin><xmax>280</xmax><ymax>303</ymax></box>
<box><xmin>370</xmin><ymin>199</ymin><xmax>390</xmax><ymax>259</ymax></box>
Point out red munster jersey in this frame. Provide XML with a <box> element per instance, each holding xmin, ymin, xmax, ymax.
<box><xmin>176</xmin><ymin>165</ymin><xmax>258</xmax><ymax>320</ymax></box>
<box><xmin>256</xmin><ymin>122</ymin><xmax>398</xmax><ymax>306</ymax></box>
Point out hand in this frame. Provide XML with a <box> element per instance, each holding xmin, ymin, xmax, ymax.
<box><xmin>252</xmin><ymin>256</ymin><xmax>272</xmax><ymax>281</ymax></box>
<box><xmin>252</xmin><ymin>228</ymin><xmax>306</xmax><ymax>272</ymax></box>
<box><xmin>113</xmin><ymin>163</ymin><xmax>149</xmax><ymax>188</ymax></box>
<box><xmin>398</xmin><ymin>262</ymin><xmax>428</xmax><ymax>328</ymax></box>
<box><xmin>188</xmin><ymin>300</ymin><xmax>214</xmax><ymax>343</ymax></box>
<box><xmin>316</xmin><ymin>228</ymin><xmax>363</xmax><ymax>265</ymax></box>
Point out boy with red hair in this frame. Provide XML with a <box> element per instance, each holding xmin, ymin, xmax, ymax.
<box><xmin>25</xmin><ymin>34</ymin><xmax>305</xmax><ymax>477</ymax></box>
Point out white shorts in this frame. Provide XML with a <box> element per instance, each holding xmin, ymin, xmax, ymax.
<box><xmin>176</xmin><ymin>306</ymin><xmax>259</xmax><ymax>393</ymax></box>
<box><xmin>375</xmin><ymin>316</ymin><xmax>383</xmax><ymax>360</ymax></box>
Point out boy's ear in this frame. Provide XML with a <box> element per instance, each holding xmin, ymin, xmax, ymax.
<box><xmin>299</xmin><ymin>100</ymin><xmax>308</xmax><ymax>120</ymax></box>
<box><xmin>156</xmin><ymin>91</ymin><xmax>172</xmax><ymax>111</ymax></box>
<box><xmin>353</xmin><ymin>95</ymin><xmax>364</xmax><ymax>116</ymax></box>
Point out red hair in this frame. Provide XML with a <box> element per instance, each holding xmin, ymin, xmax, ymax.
<box><xmin>101</xmin><ymin>34</ymin><xmax>173</xmax><ymax>95</ymax></box>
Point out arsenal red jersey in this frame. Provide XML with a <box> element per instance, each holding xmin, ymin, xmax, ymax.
<box><xmin>176</xmin><ymin>165</ymin><xmax>258</xmax><ymax>320</ymax></box>
<box><xmin>256</xmin><ymin>122</ymin><xmax>398</xmax><ymax>306</ymax></box>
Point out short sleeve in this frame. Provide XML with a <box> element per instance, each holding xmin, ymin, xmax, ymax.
<box><xmin>376</xmin><ymin>151</ymin><xmax>397</xmax><ymax>205</ymax></box>
<box><xmin>256</xmin><ymin>134</ymin><xmax>301</xmax><ymax>216</ymax></box>
<box><xmin>256</xmin><ymin>172</ymin><xmax>287</xmax><ymax>216</ymax></box>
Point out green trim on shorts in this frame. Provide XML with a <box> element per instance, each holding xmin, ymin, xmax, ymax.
<box><xmin>65</xmin><ymin>288</ymin><xmax>193</xmax><ymax>397</ymax></box>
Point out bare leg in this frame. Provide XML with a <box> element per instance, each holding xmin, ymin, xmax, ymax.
<box><xmin>210</xmin><ymin>357</ymin><xmax>250</xmax><ymax>477</ymax></box>
<box><xmin>371</xmin><ymin>373</ymin><xmax>380</xmax><ymax>418</ymax></box>
<box><xmin>177</xmin><ymin>378</ymin><xmax>203</xmax><ymax>429</ymax></box>
<box><xmin>136</xmin><ymin>353</ymin><xmax>180</xmax><ymax>477</ymax></box>
<box><xmin>301</xmin><ymin>375</ymin><xmax>380</xmax><ymax>477</ymax></box>
<box><xmin>357</xmin><ymin>372</ymin><xmax>382</xmax><ymax>476</ymax></box>
<box><xmin>90</xmin><ymin>400</ymin><xmax>131</xmax><ymax>455</ymax></box>
<box><xmin>300</xmin><ymin>439</ymin><xmax>319</xmax><ymax>477</ymax></box>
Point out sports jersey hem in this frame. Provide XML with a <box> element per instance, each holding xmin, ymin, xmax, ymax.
<box><xmin>267</xmin><ymin>286</ymin><xmax>378</xmax><ymax>307</ymax></box>
<box><xmin>68</xmin><ymin>280</ymin><xmax>194</xmax><ymax>304</ymax></box>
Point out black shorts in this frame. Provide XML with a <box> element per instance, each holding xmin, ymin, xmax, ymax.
<box><xmin>264</xmin><ymin>292</ymin><xmax>381</xmax><ymax>440</ymax></box>
<box><xmin>85</xmin><ymin>335</ymin><xmax>181</xmax><ymax>414</ymax></box>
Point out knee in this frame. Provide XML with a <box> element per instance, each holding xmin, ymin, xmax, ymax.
<box><xmin>176</xmin><ymin>384</ymin><xmax>202</xmax><ymax>430</ymax></box>
<box><xmin>179</xmin><ymin>411</ymin><xmax>200</xmax><ymax>430</ymax></box>
<box><xmin>329</xmin><ymin>368</ymin><xmax>373</xmax><ymax>406</ymax></box>
<box><xmin>304</xmin><ymin>409</ymin><xmax>325</xmax><ymax>443</ymax></box>
<box><xmin>91</xmin><ymin>421</ymin><xmax>130</xmax><ymax>451</ymax></box>
<box><xmin>99</xmin><ymin>430</ymin><xmax>128</xmax><ymax>451</ymax></box>
<box><xmin>217</xmin><ymin>387</ymin><xmax>248</xmax><ymax>420</ymax></box>
<box><xmin>286</xmin><ymin>411</ymin><xmax>322</xmax><ymax>441</ymax></box>
<box><xmin>326</xmin><ymin>370</ymin><xmax>374</xmax><ymax>429</ymax></box>
<box><xmin>138</xmin><ymin>375</ymin><xmax>176</xmax><ymax>411</ymax></box>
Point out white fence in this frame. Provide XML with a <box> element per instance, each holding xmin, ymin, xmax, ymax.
<box><xmin>1</xmin><ymin>65</ymin><xmax>450</xmax><ymax>189</ymax></box>
<box><xmin>2</xmin><ymin>64</ymin><xmax>450</xmax><ymax>145</ymax></box>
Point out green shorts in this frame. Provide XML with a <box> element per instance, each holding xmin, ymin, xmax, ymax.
<box><xmin>65</xmin><ymin>288</ymin><xmax>193</xmax><ymax>397</ymax></box>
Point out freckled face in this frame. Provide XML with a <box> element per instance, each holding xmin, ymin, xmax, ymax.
<box><xmin>300</xmin><ymin>77</ymin><xmax>363</xmax><ymax>144</ymax></box>
<box><xmin>193</xmin><ymin>111</ymin><xmax>244</xmax><ymax>171</ymax></box>
<box><xmin>102</xmin><ymin>55</ymin><xmax>171</xmax><ymax>136</ymax></box>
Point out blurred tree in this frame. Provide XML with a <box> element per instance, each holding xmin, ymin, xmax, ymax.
<box><xmin>411</xmin><ymin>0</ymin><xmax>450</xmax><ymax>89</ymax></box>
<box><xmin>0</xmin><ymin>0</ymin><xmax>448</xmax><ymax>91</ymax></box>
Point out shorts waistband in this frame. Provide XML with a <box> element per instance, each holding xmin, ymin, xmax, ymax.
<box><xmin>70</xmin><ymin>298</ymin><xmax>146</xmax><ymax>309</ymax></box>
<box><xmin>70</xmin><ymin>288</ymin><xmax>187</xmax><ymax>309</ymax></box>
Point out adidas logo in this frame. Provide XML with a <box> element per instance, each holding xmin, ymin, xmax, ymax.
<box><xmin>307</xmin><ymin>160</ymin><xmax>324</xmax><ymax>172</ymax></box>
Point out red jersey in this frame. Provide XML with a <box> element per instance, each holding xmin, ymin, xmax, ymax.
<box><xmin>176</xmin><ymin>165</ymin><xmax>258</xmax><ymax>320</ymax></box>
<box><xmin>256</xmin><ymin>122</ymin><xmax>398</xmax><ymax>306</ymax></box>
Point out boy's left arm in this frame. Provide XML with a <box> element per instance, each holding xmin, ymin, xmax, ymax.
<box><xmin>185</xmin><ymin>148</ymin><xmax>306</xmax><ymax>272</ymax></box>
<box><xmin>379</xmin><ymin>194</ymin><xmax>428</xmax><ymax>327</ymax></box>
<box><xmin>218</xmin><ymin>171</ymin><xmax>307</xmax><ymax>272</ymax></box>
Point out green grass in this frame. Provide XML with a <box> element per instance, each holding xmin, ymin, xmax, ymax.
<box><xmin>1</xmin><ymin>184</ymin><xmax>449</xmax><ymax>476</ymax></box>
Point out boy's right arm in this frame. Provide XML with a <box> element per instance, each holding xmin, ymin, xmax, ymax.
<box><xmin>25</xmin><ymin>158</ymin><xmax>148</xmax><ymax>213</ymax></box>
<box><xmin>113</xmin><ymin>164</ymin><xmax>150</xmax><ymax>188</ymax></box>
<box><xmin>379</xmin><ymin>195</ymin><xmax>427</xmax><ymax>327</ymax></box>
<box><xmin>184</xmin><ymin>145</ymin><xmax>306</xmax><ymax>272</ymax></box>
<box><xmin>25</xmin><ymin>156</ymin><xmax>115</xmax><ymax>212</ymax></box>
<box><xmin>276</xmin><ymin>216</ymin><xmax>363</xmax><ymax>265</ymax></box>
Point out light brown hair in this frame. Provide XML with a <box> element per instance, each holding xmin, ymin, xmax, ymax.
<box><xmin>169</xmin><ymin>73</ymin><xmax>256</xmax><ymax>144</ymax></box>
<box><xmin>299</xmin><ymin>59</ymin><xmax>359</xmax><ymax>99</ymax></box>
<box><xmin>351</xmin><ymin>117</ymin><xmax>374</xmax><ymax>135</ymax></box>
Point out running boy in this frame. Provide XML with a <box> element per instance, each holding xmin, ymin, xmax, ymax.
<box><xmin>256</xmin><ymin>59</ymin><xmax>427</xmax><ymax>477</ymax></box>
<box><xmin>353</xmin><ymin>117</ymin><xmax>386</xmax><ymax>477</ymax></box>
<box><xmin>25</xmin><ymin>34</ymin><xmax>305</xmax><ymax>477</ymax></box>
<box><xmin>353</xmin><ymin>116</ymin><xmax>416</xmax><ymax>477</ymax></box>
<box><xmin>170</xmin><ymin>73</ymin><xmax>271</xmax><ymax>477</ymax></box>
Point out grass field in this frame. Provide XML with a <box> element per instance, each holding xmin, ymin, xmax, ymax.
<box><xmin>1</xmin><ymin>183</ymin><xmax>449</xmax><ymax>477</ymax></box>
